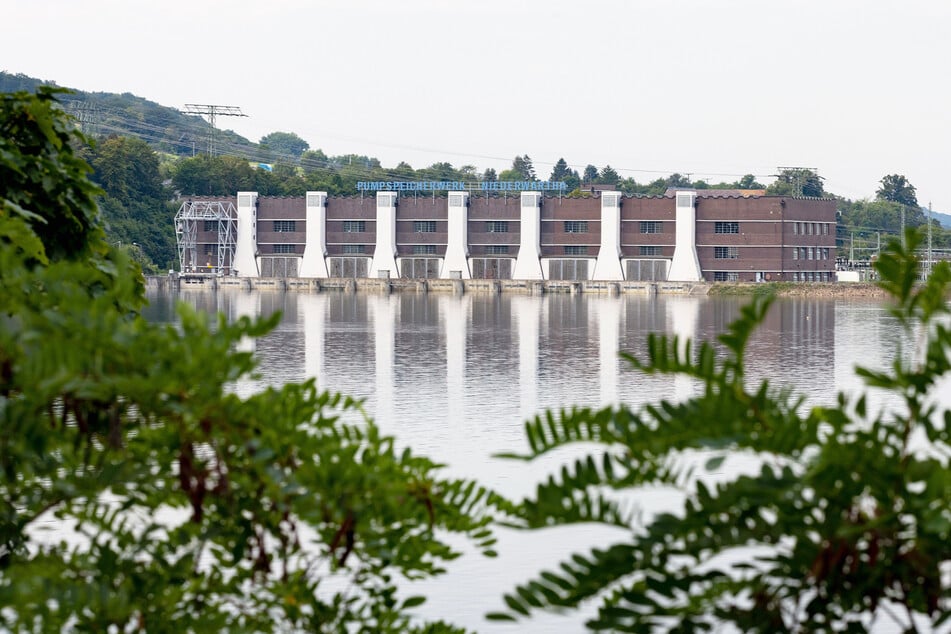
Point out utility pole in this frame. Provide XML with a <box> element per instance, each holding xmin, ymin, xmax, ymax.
<box><xmin>900</xmin><ymin>204</ymin><xmax>906</xmax><ymax>249</ymax></box>
<box><xmin>182</xmin><ymin>104</ymin><xmax>248</xmax><ymax>156</ymax></box>
<box><xmin>928</xmin><ymin>201</ymin><xmax>933</xmax><ymax>277</ymax></box>
<box><xmin>850</xmin><ymin>232</ymin><xmax>854</xmax><ymax>264</ymax></box>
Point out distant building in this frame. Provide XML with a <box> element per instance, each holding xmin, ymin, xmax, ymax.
<box><xmin>175</xmin><ymin>189</ymin><xmax>836</xmax><ymax>283</ymax></box>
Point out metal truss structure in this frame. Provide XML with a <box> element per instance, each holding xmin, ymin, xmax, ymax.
<box><xmin>174</xmin><ymin>200</ymin><xmax>237</xmax><ymax>274</ymax></box>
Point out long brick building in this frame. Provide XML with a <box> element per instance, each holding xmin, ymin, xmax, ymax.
<box><xmin>174</xmin><ymin>189</ymin><xmax>837</xmax><ymax>283</ymax></box>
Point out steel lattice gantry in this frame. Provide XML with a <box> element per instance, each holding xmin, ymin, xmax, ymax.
<box><xmin>174</xmin><ymin>200</ymin><xmax>238</xmax><ymax>273</ymax></box>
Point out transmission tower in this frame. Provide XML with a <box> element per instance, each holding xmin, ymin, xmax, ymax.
<box><xmin>182</xmin><ymin>104</ymin><xmax>247</xmax><ymax>156</ymax></box>
<box><xmin>65</xmin><ymin>100</ymin><xmax>103</xmax><ymax>137</ymax></box>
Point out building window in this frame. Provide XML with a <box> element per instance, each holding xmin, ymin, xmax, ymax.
<box><xmin>204</xmin><ymin>244</ymin><xmax>216</xmax><ymax>255</ymax></box>
<box><xmin>823</xmin><ymin>223</ymin><xmax>829</xmax><ymax>235</ymax></box>
<box><xmin>413</xmin><ymin>244</ymin><xmax>437</xmax><ymax>255</ymax></box>
<box><xmin>713</xmin><ymin>272</ymin><xmax>739</xmax><ymax>282</ymax></box>
<box><xmin>822</xmin><ymin>248</ymin><xmax>829</xmax><ymax>260</ymax></box>
<box><xmin>274</xmin><ymin>220</ymin><xmax>296</xmax><ymax>233</ymax></box>
<box><xmin>203</xmin><ymin>220</ymin><xmax>217</xmax><ymax>232</ymax></box>
<box><xmin>343</xmin><ymin>220</ymin><xmax>366</xmax><ymax>233</ymax></box>
<box><xmin>714</xmin><ymin>221</ymin><xmax>739</xmax><ymax>234</ymax></box>
<box><xmin>714</xmin><ymin>246</ymin><xmax>739</xmax><ymax>259</ymax></box>
<box><xmin>564</xmin><ymin>221</ymin><xmax>588</xmax><ymax>233</ymax></box>
<box><xmin>486</xmin><ymin>221</ymin><xmax>509</xmax><ymax>233</ymax></box>
<box><xmin>800</xmin><ymin>247</ymin><xmax>807</xmax><ymax>260</ymax></box>
<box><xmin>639</xmin><ymin>245</ymin><xmax>661</xmax><ymax>256</ymax></box>
<box><xmin>414</xmin><ymin>221</ymin><xmax>437</xmax><ymax>233</ymax></box>
<box><xmin>792</xmin><ymin>222</ymin><xmax>799</xmax><ymax>235</ymax></box>
<box><xmin>792</xmin><ymin>247</ymin><xmax>799</xmax><ymax>260</ymax></box>
<box><xmin>808</xmin><ymin>247</ymin><xmax>814</xmax><ymax>260</ymax></box>
<box><xmin>342</xmin><ymin>244</ymin><xmax>366</xmax><ymax>254</ymax></box>
<box><xmin>564</xmin><ymin>245</ymin><xmax>588</xmax><ymax>255</ymax></box>
<box><xmin>273</xmin><ymin>244</ymin><xmax>295</xmax><ymax>254</ymax></box>
<box><xmin>640</xmin><ymin>221</ymin><xmax>661</xmax><ymax>234</ymax></box>
<box><xmin>485</xmin><ymin>245</ymin><xmax>509</xmax><ymax>254</ymax></box>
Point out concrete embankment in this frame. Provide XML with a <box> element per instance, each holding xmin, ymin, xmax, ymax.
<box><xmin>145</xmin><ymin>276</ymin><xmax>910</xmax><ymax>298</ymax></box>
<box><xmin>144</xmin><ymin>275</ymin><xmax>709</xmax><ymax>296</ymax></box>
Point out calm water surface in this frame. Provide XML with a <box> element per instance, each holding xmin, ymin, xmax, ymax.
<box><xmin>144</xmin><ymin>288</ymin><xmax>942</xmax><ymax>633</ymax></box>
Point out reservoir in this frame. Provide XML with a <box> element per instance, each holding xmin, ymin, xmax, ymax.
<box><xmin>143</xmin><ymin>288</ymin><xmax>944</xmax><ymax>633</ymax></box>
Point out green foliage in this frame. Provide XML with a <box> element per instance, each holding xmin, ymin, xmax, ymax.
<box><xmin>259</xmin><ymin>131</ymin><xmax>310</xmax><ymax>160</ymax></box>
<box><xmin>766</xmin><ymin>168</ymin><xmax>825</xmax><ymax>198</ymax></box>
<box><xmin>492</xmin><ymin>230</ymin><xmax>951</xmax><ymax>631</ymax></box>
<box><xmin>0</xmin><ymin>89</ymin><xmax>501</xmax><ymax>633</ymax></box>
<box><xmin>0</xmin><ymin>88</ymin><xmax>103</xmax><ymax>261</ymax></box>
<box><xmin>597</xmin><ymin>165</ymin><xmax>620</xmax><ymax>186</ymax></box>
<box><xmin>510</xmin><ymin>155</ymin><xmax>536</xmax><ymax>181</ymax></box>
<box><xmin>877</xmin><ymin>173</ymin><xmax>918</xmax><ymax>208</ymax></box>
<box><xmin>583</xmin><ymin>164</ymin><xmax>599</xmax><ymax>184</ymax></box>
<box><xmin>86</xmin><ymin>135</ymin><xmax>176</xmax><ymax>272</ymax></box>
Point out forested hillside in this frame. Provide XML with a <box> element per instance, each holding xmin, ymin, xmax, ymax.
<box><xmin>0</xmin><ymin>72</ymin><xmax>255</xmax><ymax>157</ymax></box>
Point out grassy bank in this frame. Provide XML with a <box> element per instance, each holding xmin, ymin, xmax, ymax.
<box><xmin>706</xmin><ymin>282</ymin><xmax>888</xmax><ymax>298</ymax></box>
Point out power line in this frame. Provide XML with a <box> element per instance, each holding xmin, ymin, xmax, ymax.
<box><xmin>182</xmin><ymin>104</ymin><xmax>247</xmax><ymax>156</ymax></box>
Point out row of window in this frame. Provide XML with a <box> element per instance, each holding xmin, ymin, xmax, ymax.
<box><xmin>269</xmin><ymin>244</ymin><xmax>705</xmax><ymax>257</ymax></box>
<box><xmin>792</xmin><ymin>247</ymin><xmax>831</xmax><ymax>260</ymax></box>
<box><xmin>792</xmin><ymin>222</ymin><xmax>830</xmax><ymax>236</ymax></box>
<box><xmin>793</xmin><ymin>271</ymin><xmax>833</xmax><ymax>282</ymax></box>
<box><xmin>203</xmin><ymin>219</ymin><xmax>829</xmax><ymax>238</ymax></box>
<box><xmin>712</xmin><ymin>271</ymin><xmax>835</xmax><ymax>282</ymax></box>
<box><xmin>714</xmin><ymin>222</ymin><xmax>739</xmax><ymax>234</ymax></box>
<box><xmin>243</xmin><ymin>243</ymin><xmax>840</xmax><ymax>261</ymax></box>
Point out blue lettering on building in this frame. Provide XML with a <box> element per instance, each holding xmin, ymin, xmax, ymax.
<box><xmin>356</xmin><ymin>181</ymin><xmax>567</xmax><ymax>192</ymax></box>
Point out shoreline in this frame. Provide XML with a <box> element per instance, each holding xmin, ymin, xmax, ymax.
<box><xmin>144</xmin><ymin>276</ymin><xmax>894</xmax><ymax>298</ymax></box>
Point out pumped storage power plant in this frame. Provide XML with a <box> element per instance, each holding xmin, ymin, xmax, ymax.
<box><xmin>173</xmin><ymin>182</ymin><xmax>836</xmax><ymax>285</ymax></box>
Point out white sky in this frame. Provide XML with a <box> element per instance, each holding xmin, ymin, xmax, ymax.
<box><xmin>5</xmin><ymin>0</ymin><xmax>950</xmax><ymax>209</ymax></box>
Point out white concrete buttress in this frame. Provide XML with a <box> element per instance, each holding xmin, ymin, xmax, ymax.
<box><xmin>300</xmin><ymin>191</ymin><xmax>329</xmax><ymax>277</ymax></box>
<box><xmin>668</xmin><ymin>190</ymin><xmax>702</xmax><ymax>281</ymax></box>
<box><xmin>513</xmin><ymin>192</ymin><xmax>544</xmax><ymax>280</ymax></box>
<box><xmin>370</xmin><ymin>192</ymin><xmax>399</xmax><ymax>278</ymax></box>
<box><xmin>593</xmin><ymin>192</ymin><xmax>624</xmax><ymax>280</ymax></box>
<box><xmin>234</xmin><ymin>191</ymin><xmax>259</xmax><ymax>277</ymax></box>
<box><xmin>441</xmin><ymin>191</ymin><xmax>471</xmax><ymax>279</ymax></box>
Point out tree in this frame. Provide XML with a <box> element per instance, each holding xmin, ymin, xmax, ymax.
<box><xmin>259</xmin><ymin>131</ymin><xmax>310</xmax><ymax>160</ymax></box>
<box><xmin>0</xmin><ymin>87</ymin><xmax>101</xmax><ymax>260</ymax></box>
<box><xmin>490</xmin><ymin>230</ymin><xmax>951</xmax><ymax>632</ymax></box>
<box><xmin>597</xmin><ymin>165</ymin><xmax>620</xmax><ymax>186</ymax></box>
<box><xmin>300</xmin><ymin>148</ymin><xmax>330</xmax><ymax>172</ymax></box>
<box><xmin>1</xmin><ymin>89</ymin><xmax>500</xmax><ymax>633</ymax></box>
<box><xmin>877</xmin><ymin>173</ymin><xmax>918</xmax><ymax>208</ymax></box>
<box><xmin>582</xmin><ymin>164</ymin><xmax>599</xmax><ymax>184</ymax></box>
<box><xmin>511</xmin><ymin>155</ymin><xmax>536</xmax><ymax>181</ymax></box>
<box><xmin>482</xmin><ymin>167</ymin><xmax>497</xmax><ymax>182</ymax></box>
<box><xmin>766</xmin><ymin>168</ymin><xmax>825</xmax><ymax>198</ymax></box>
<box><xmin>87</xmin><ymin>135</ymin><xmax>176</xmax><ymax>272</ymax></box>
<box><xmin>737</xmin><ymin>173</ymin><xmax>766</xmax><ymax>189</ymax></box>
<box><xmin>549</xmin><ymin>158</ymin><xmax>571</xmax><ymax>181</ymax></box>
<box><xmin>171</xmin><ymin>154</ymin><xmax>259</xmax><ymax>195</ymax></box>
<box><xmin>549</xmin><ymin>158</ymin><xmax>579</xmax><ymax>190</ymax></box>
<box><xmin>666</xmin><ymin>172</ymin><xmax>692</xmax><ymax>188</ymax></box>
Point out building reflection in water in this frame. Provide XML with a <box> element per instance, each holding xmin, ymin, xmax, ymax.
<box><xmin>145</xmin><ymin>289</ymin><xmax>845</xmax><ymax>420</ymax></box>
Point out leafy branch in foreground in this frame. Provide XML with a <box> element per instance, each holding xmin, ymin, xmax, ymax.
<box><xmin>491</xmin><ymin>229</ymin><xmax>951</xmax><ymax>632</ymax></box>
<box><xmin>0</xmin><ymin>88</ymin><xmax>503</xmax><ymax>633</ymax></box>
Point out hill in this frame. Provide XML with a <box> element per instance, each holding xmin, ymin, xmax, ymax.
<box><xmin>0</xmin><ymin>71</ymin><xmax>257</xmax><ymax>157</ymax></box>
<box><xmin>932</xmin><ymin>210</ymin><xmax>951</xmax><ymax>228</ymax></box>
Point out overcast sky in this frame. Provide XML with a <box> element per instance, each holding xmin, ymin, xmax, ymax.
<box><xmin>5</xmin><ymin>0</ymin><xmax>950</xmax><ymax>209</ymax></box>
